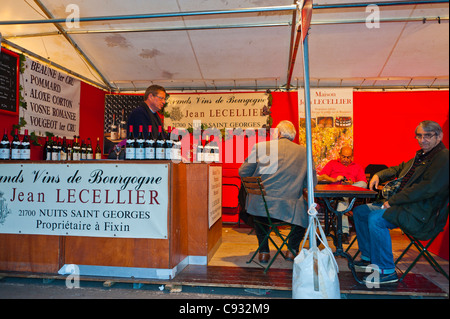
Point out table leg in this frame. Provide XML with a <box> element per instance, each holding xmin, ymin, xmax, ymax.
<box><xmin>322</xmin><ymin>198</ymin><xmax>363</xmax><ymax>284</ymax></box>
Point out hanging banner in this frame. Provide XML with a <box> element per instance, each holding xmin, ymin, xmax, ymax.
<box><xmin>298</xmin><ymin>88</ymin><xmax>354</xmax><ymax>172</ymax></box>
<box><xmin>20</xmin><ymin>57</ymin><xmax>81</xmax><ymax>137</ymax></box>
<box><xmin>164</xmin><ymin>92</ymin><xmax>270</xmax><ymax>129</ymax></box>
<box><xmin>0</xmin><ymin>163</ymin><xmax>169</xmax><ymax>239</ymax></box>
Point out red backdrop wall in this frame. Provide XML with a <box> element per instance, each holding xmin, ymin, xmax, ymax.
<box><xmin>1</xmin><ymin>86</ymin><xmax>448</xmax><ymax>259</ymax></box>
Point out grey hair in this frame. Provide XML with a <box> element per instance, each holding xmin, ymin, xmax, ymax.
<box><xmin>416</xmin><ymin>120</ymin><xmax>443</xmax><ymax>135</ymax></box>
<box><xmin>276</xmin><ymin>120</ymin><xmax>297</xmax><ymax>141</ymax></box>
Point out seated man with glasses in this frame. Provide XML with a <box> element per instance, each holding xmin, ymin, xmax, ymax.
<box><xmin>353</xmin><ymin>120</ymin><xmax>449</xmax><ymax>284</ymax></box>
<box><xmin>127</xmin><ymin>84</ymin><xmax>168</xmax><ymax>139</ymax></box>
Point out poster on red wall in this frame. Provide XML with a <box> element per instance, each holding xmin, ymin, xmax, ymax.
<box><xmin>20</xmin><ymin>57</ymin><xmax>80</xmax><ymax>138</ymax></box>
<box><xmin>298</xmin><ymin>88</ymin><xmax>353</xmax><ymax>171</ymax></box>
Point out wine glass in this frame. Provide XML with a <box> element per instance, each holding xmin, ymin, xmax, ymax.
<box><xmin>113</xmin><ymin>144</ymin><xmax>123</xmax><ymax>160</ymax></box>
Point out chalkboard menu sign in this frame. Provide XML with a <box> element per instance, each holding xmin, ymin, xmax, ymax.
<box><xmin>0</xmin><ymin>47</ymin><xmax>19</xmax><ymax>115</ymax></box>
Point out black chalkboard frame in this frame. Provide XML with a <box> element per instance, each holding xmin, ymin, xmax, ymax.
<box><xmin>0</xmin><ymin>47</ymin><xmax>20</xmax><ymax>116</ymax></box>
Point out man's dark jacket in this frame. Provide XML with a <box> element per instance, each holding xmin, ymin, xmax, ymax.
<box><xmin>126</xmin><ymin>101</ymin><xmax>166</xmax><ymax>139</ymax></box>
<box><xmin>377</xmin><ymin>142</ymin><xmax>449</xmax><ymax>240</ymax></box>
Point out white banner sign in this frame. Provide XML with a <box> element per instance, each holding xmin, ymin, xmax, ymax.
<box><xmin>0</xmin><ymin>163</ymin><xmax>169</xmax><ymax>239</ymax></box>
<box><xmin>20</xmin><ymin>57</ymin><xmax>80</xmax><ymax>137</ymax></box>
<box><xmin>165</xmin><ymin>93</ymin><xmax>270</xmax><ymax>129</ymax></box>
<box><xmin>298</xmin><ymin>88</ymin><xmax>353</xmax><ymax>123</ymax></box>
<box><xmin>208</xmin><ymin>166</ymin><xmax>222</xmax><ymax>228</ymax></box>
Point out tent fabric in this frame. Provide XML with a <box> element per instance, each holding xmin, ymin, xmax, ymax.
<box><xmin>1</xmin><ymin>0</ymin><xmax>448</xmax><ymax>92</ymax></box>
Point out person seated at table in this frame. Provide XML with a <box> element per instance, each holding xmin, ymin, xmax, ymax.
<box><xmin>318</xmin><ymin>146</ymin><xmax>367</xmax><ymax>243</ymax></box>
<box><xmin>353</xmin><ymin>120</ymin><xmax>449</xmax><ymax>284</ymax></box>
<box><xmin>239</xmin><ymin>120</ymin><xmax>317</xmax><ymax>263</ymax></box>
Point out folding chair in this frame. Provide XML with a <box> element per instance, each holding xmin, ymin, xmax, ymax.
<box><xmin>241</xmin><ymin>176</ymin><xmax>297</xmax><ymax>273</ymax></box>
<box><xmin>394</xmin><ymin>199</ymin><xmax>449</xmax><ymax>281</ymax></box>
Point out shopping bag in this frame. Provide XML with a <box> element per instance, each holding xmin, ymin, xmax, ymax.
<box><xmin>292</xmin><ymin>204</ymin><xmax>340</xmax><ymax>299</ymax></box>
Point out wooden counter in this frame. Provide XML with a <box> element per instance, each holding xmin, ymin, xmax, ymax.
<box><xmin>0</xmin><ymin>161</ymin><xmax>222</xmax><ymax>279</ymax></box>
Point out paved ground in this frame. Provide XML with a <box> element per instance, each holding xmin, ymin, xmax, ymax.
<box><xmin>0</xmin><ymin>276</ymin><xmax>290</xmax><ymax>299</ymax></box>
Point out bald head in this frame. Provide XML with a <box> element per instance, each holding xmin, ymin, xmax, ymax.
<box><xmin>339</xmin><ymin>146</ymin><xmax>353</xmax><ymax>166</ymax></box>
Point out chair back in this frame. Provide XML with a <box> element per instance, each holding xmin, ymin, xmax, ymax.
<box><xmin>241</xmin><ymin>176</ymin><xmax>271</xmax><ymax>221</ymax></box>
<box><xmin>364</xmin><ymin>164</ymin><xmax>388</xmax><ymax>182</ymax></box>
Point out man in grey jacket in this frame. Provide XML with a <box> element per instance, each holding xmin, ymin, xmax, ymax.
<box><xmin>239</xmin><ymin>120</ymin><xmax>317</xmax><ymax>263</ymax></box>
<box><xmin>353</xmin><ymin>120</ymin><xmax>449</xmax><ymax>284</ymax></box>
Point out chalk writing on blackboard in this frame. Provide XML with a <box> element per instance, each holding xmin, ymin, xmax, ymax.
<box><xmin>0</xmin><ymin>47</ymin><xmax>19</xmax><ymax>114</ymax></box>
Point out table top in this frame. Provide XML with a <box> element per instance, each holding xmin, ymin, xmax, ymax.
<box><xmin>313</xmin><ymin>184</ymin><xmax>377</xmax><ymax>198</ymax></box>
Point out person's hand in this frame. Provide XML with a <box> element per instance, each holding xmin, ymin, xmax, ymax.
<box><xmin>381</xmin><ymin>201</ymin><xmax>391</xmax><ymax>209</ymax></box>
<box><xmin>343</xmin><ymin>178</ymin><xmax>354</xmax><ymax>185</ymax></box>
<box><xmin>369</xmin><ymin>175</ymin><xmax>380</xmax><ymax>190</ymax></box>
<box><xmin>336</xmin><ymin>175</ymin><xmax>345</xmax><ymax>182</ymax></box>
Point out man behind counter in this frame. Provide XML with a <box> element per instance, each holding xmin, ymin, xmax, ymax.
<box><xmin>127</xmin><ymin>85</ymin><xmax>168</xmax><ymax>139</ymax></box>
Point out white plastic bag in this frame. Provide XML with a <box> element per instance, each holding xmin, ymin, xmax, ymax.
<box><xmin>292</xmin><ymin>204</ymin><xmax>340</xmax><ymax>299</ymax></box>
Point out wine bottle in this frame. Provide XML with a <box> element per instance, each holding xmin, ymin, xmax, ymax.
<box><xmin>72</xmin><ymin>135</ymin><xmax>80</xmax><ymax>160</ymax></box>
<box><xmin>110</xmin><ymin>114</ymin><xmax>118</xmax><ymax>140</ymax></box>
<box><xmin>0</xmin><ymin>128</ymin><xmax>10</xmax><ymax>160</ymax></box>
<box><xmin>11</xmin><ymin>129</ymin><xmax>21</xmax><ymax>160</ymax></box>
<box><xmin>95</xmin><ymin>137</ymin><xmax>102</xmax><ymax>159</ymax></box>
<box><xmin>51</xmin><ymin>137</ymin><xmax>59</xmax><ymax>161</ymax></box>
<box><xmin>120</xmin><ymin>109</ymin><xmax>127</xmax><ymax>139</ymax></box>
<box><xmin>155</xmin><ymin>125</ymin><xmax>165</xmax><ymax>160</ymax></box>
<box><xmin>210</xmin><ymin>135</ymin><xmax>220</xmax><ymax>163</ymax></box>
<box><xmin>165</xmin><ymin>126</ymin><xmax>173</xmax><ymax>160</ymax></box>
<box><xmin>80</xmin><ymin>139</ymin><xmax>87</xmax><ymax>160</ymax></box>
<box><xmin>43</xmin><ymin>136</ymin><xmax>52</xmax><ymax>160</ymax></box>
<box><xmin>196</xmin><ymin>136</ymin><xmax>204</xmax><ymax>162</ymax></box>
<box><xmin>172</xmin><ymin>128</ymin><xmax>182</xmax><ymax>161</ymax></box>
<box><xmin>57</xmin><ymin>137</ymin><xmax>62</xmax><ymax>160</ymax></box>
<box><xmin>86</xmin><ymin>138</ymin><xmax>94</xmax><ymax>160</ymax></box>
<box><xmin>19</xmin><ymin>129</ymin><xmax>31</xmax><ymax>160</ymax></box>
<box><xmin>67</xmin><ymin>139</ymin><xmax>73</xmax><ymax>161</ymax></box>
<box><xmin>60</xmin><ymin>137</ymin><xmax>68</xmax><ymax>161</ymax></box>
<box><xmin>145</xmin><ymin>125</ymin><xmax>156</xmax><ymax>160</ymax></box>
<box><xmin>125</xmin><ymin>125</ymin><xmax>136</xmax><ymax>160</ymax></box>
<box><xmin>135</xmin><ymin>125</ymin><xmax>145</xmax><ymax>160</ymax></box>
<box><xmin>203</xmin><ymin>135</ymin><xmax>213</xmax><ymax>163</ymax></box>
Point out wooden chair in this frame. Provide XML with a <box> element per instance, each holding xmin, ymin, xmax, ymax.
<box><xmin>394</xmin><ymin>198</ymin><xmax>449</xmax><ymax>281</ymax></box>
<box><xmin>241</xmin><ymin>176</ymin><xmax>297</xmax><ymax>273</ymax></box>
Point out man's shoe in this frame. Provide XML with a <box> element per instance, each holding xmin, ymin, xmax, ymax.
<box><xmin>259</xmin><ymin>252</ymin><xmax>270</xmax><ymax>264</ymax></box>
<box><xmin>363</xmin><ymin>272</ymin><xmax>398</xmax><ymax>285</ymax></box>
<box><xmin>284</xmin><ymin>250</ymin><xmax>297</xmax><ymax>262</ymax></box>
<box><xmin>354</xmin><ymin>259</ymin><xmax>371</xmax><ymax>271</ymax></box>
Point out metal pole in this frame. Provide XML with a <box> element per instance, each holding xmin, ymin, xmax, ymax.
<box><xmin>301</xmin><ymin>26</ymin><xmax>318</xmax><ymax>265</ymax></box>
<box><xmin>314</xmin><ymin>0</ymin><xmax>449</xmax><ymax>9</ymax></box>
<box><xmin>302</xmin><ymin>36</ymin><xmax>315</xmax><ymax>214</ymax></box>
<box><xmin>0</xmin><ymin>5</ymin><xmax>297</xmax><ymax>25</ymax></box>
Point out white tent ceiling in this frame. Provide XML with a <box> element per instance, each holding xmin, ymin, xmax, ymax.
<box><xmin>1</xmin><ymin>0</ymin><xmax>448</xmax><ymax>92</ymax></box>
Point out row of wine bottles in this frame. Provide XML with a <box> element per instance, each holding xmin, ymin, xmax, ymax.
<box><xmin>43</xmin><ymin>136</ymin><xmax>102</xmax><ymax>161</ymax></box>
<box><xmin>0</xmin><ymin>129</ymin><xmax>31</xmax><ymax>160</ymax></box>
<box><xmin>125</xmin><ymin>125</ymin><xmax>180</xmax><ymax>160</ymax></box>
<box><xmin>0</xmin><ymin>128</ymin><xmax>103</xmax><ymax>161</ymax></box>
<box><xmin>124</xmin><ymin>125</ymin><xmax>220</xmax><ymax>162</ymax></box>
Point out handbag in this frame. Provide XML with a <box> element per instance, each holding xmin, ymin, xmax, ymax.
<box><xmin>381</xmin><ymin>178</ymin><xmax>402</xmax><ymax>199</ymax></box>
<box><xmin>292</xmin><ymin>203</ymin><xmax>340</xmax><ymax>299</ymax></box>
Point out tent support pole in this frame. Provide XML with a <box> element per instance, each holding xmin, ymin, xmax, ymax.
<box><xmin>32</xmin><ymin>0</ymin><xmax>113</xmax><ymax>90</ymax></box>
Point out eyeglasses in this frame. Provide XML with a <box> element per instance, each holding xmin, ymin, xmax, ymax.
<box><xmin>415</xmin><ymin>133</ymin><xmax>437</xmax><ymax>140</ymax></box>
<box><xmin>153</xmin><ymin>94</ymin><xmax>167</xmax><ymax>101</ymax></box>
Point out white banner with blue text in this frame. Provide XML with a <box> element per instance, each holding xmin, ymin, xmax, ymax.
<box><xmin>0</xmin><ymin>163</ymin><xmax>169</xmax><ymax>239</ymax></box>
